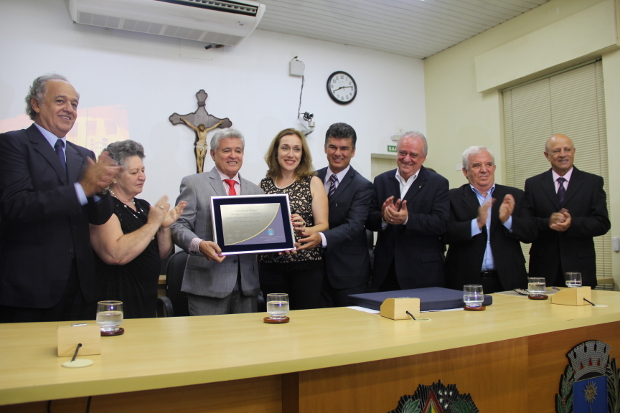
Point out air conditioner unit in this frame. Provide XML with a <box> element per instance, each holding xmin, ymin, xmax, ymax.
<box><xmin>69</xmin><ymin>0</ymin><xmax>266</xmax><ymax>46</ymax></box>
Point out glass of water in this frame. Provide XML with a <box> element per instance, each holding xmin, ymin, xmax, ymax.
<box><xmin>565</xmin><ymin>272</ymin><xmax>582</xmax><ymax>288</ymax></box>
<box><xmin>463</xmin><ymin>284</ymin><xmax>484</xmax><ymax>308</ymax></box>
<box><xmin>266</xmin><ymin>293</ymin><xmax>289</xmax><ymax>320</ymax></box>
<box><xmin>527</xmin><ymin>277</ymin><xmax>546</xmax><ymax>297</ymax></box>
<box><xmin>96</xmin><ymin>300</ymin><xmax>123</xmax><ymax>333</ymax></box>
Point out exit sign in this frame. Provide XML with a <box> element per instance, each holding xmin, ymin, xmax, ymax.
<box><xmin>387</xmin><ymin>145</ymin><xmax>397</xmax><ymax>152</ymax></box>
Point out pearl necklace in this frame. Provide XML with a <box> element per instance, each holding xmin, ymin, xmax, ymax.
<box><xmin>109</xmin><ymin>189</ymin><xmax>145</xmax><ymax>219</ymax></box>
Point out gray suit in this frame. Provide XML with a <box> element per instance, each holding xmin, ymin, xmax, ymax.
<box><xmin>171</xmin><ymin>168</ymin><xmax>263</xmax><ymax>310</ymax></box>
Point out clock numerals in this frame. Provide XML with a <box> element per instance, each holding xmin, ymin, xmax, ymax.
<box><xmin>326</xmin><ymin>71</ymin><xmax>357</xmax><ymax>105</ymax></box>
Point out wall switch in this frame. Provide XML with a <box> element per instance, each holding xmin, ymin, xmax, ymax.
<box><xmin>613</xmin><ymin>237</ymin><xmax>619</xmax><ymax>252</ymax></box>
<box><xmin>456</xmin><ymin>163</ymin><xmax>462</xmax><ymax>171</ymax></box>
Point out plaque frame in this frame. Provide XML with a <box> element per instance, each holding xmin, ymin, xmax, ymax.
<box><xmin>210</xmin><ymin>194</ymin><xmax>296</xmax><ymax>255</ymax></box>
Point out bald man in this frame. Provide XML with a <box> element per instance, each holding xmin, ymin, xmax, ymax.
<box><xmin>524</xmin><ymin>134</ymin><xmax>610</xmax><ymax>288</ymax></box>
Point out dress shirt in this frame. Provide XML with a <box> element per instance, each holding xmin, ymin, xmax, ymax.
<box><xmin>552</xmin><ymin>168</ymin><xmax>573</xmax><ymax>193</ymax></box>
<box><xmin>395</xmin><ymin>168</ymin><xmax>418</xmax><ymax>200</ymax></box>
<box><xmin>323</xmin><ymin>165</ymin><xmax>349</xmax><ymax>196</ymax></box>
<box><xmin>320</xmin><ymin>166</ymin><xmax>350</xmax><ymax>248</ymax></box>
<box><xmin>189</xmin><ymin>169</ymin><xmax>240</xmax><ymax>254</ymax></box>
<box><xmin>469</xmin><ymin>184</ymin><xmax>513</xmax><ymax>271</ymax></box>
<box><xmin>381</xmin><ymin>168</ymin><xmax>418</xmax><ymax>228</ymax></box>
<box><xmin>34</xmin><ymin>123</ymin><xmax>88</xmax><ymax>205</ymax></box>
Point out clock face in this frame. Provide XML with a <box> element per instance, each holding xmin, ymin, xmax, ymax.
<box><xmin>327</xmin><ymin>71</ymin><xmax>357</xmax><ymax>104</ymax></box>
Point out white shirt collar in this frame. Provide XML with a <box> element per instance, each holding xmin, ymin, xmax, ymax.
<box><xmin>326</xmin><ymin>165</ymin><xmax>350</xmax><ymax>183</ymax></box>
<box><xmin>34</xmin><ymin>122</ymin><xmax>65</xmax><ymax>149</ymax></box>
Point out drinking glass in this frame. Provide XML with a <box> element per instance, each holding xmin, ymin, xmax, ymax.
<box><xmin>96</xmin><ymin>300</ymin><xmax>123</xmax><ymax>333</ymax></box>
<box><xmin>565</xmin><ymin>272</ymin><xmax>582</xmax><ymax>288</ymax></box>
<box><xmin>527</xmin><ymin>277</ymin><xmax>546</xmax><ymax>297</ymax></box>
<box><xmin>463</xmin><ymin>284</ymin><xmax>484</xmax><ymax>308</ymax></box>
<box><xmin>266</xmin><ymin>293</ymin><xmax>289</xmax><ymax>320</ymax></box>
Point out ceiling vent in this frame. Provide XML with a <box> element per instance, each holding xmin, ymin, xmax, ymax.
<box><xmin>69</xmin><ymin>0</ymin><xmax>266</xmax><ymax>46</ymax></box>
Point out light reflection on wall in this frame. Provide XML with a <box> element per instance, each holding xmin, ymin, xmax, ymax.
<box><xmin>0</xmin><ymin>105</ymin><xmax>129</xmax><ymax>154</ymax></box>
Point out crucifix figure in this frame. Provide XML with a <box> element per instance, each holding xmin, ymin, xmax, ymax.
<box><xmin>169</xmin><ymin>90</ymin><xmax>232</xmax><ymax>173</ymax></box>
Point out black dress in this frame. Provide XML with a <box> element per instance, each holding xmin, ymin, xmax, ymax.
<box><xmin>95</xmin><ymin>198</ymin><xmax>160</xmax><ymax>318</ymax></box>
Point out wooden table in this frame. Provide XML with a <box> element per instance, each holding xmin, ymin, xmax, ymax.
<box><xmin>1</xmin><ymin>290</ymin><xmax>620</xmax><ymax>412</ymax></box>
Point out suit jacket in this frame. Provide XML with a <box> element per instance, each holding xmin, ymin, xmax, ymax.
<box><xmin>444</xmin><ymin>184</ymin><xmax>537</xmax><ymax>291</ymax></box>
<box><xmin>366</xmin><ymin>166</ymin><xmax>450</xmax><ymax>289</ymax></box>
<box><xmin>0</xmin><ymin>124</ymin><xmax>114</xmax><ymax>308</ymax></box>
<box><xmin>524</xmin><ymin>167</ymin><xmax>610</xmax><ymax>287</ymax></box>
<box><xmin>170</xmin><ymin>167</ymin><xmax>264</xmax><ymax>298</ymax></box>
<box><xmin>317</xmin><ymin>166</ymin><xmax>373</xmax><ymax>289</ymax></box>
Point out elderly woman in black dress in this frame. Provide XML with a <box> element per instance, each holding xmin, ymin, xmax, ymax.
<box><xmin>90</xmin><ymin>140</ymin><xmax>185</xmax><ymax>318</ymax></box>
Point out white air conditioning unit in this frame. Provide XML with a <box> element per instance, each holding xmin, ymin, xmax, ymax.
<box><xmin>69</xmin><ymin>0</ymin><xmax>266</xmax><ymax>46</ymax></box>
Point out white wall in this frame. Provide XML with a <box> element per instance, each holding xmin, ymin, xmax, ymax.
<box><xmin>0</xmin><ymin>0</ymin><xmax>425</xmax><ymax>204</ymax></box>
<box><xmin>424</xmin><ymin>0</ymin><xmax>620</xmax><ymax>284</ymax></box>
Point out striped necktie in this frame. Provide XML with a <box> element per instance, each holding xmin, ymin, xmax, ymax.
<box><xmin>328</xmin><ymin>174</ymin><xmax>338</xmax><ymax>197</ymax></box>
<box><xmin>557</xmin><ymin>177</ymin><xmax>566</xmax><ymax>205</ymax></box>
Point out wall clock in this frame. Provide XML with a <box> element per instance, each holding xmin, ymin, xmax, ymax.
<box><xmin>326</xmin><ymin>71</ymin><xmax>357</xmax><ymax>104</ymax></box>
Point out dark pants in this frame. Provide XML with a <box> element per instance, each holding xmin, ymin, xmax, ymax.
<box><xmin>260</xmin><ymin>261</ymin><xmax>324</xmax><ymax>310</ymax></box>
<box><xmin>379</xmin><ymin>260</ymin><xmax>400</xmax><ymax>292</ymax></box>
<box><xmin>323</xmin><ymin>278</ymin><xmax>368</xmax><ymax>307</ymax></box>
<box><xmin>0</xmin><ymin>259</ymin><xmax>95</xmax><ymax>323</ymax></box>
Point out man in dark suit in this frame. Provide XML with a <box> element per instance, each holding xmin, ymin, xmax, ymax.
<box><xmin>0</xmin><ymin>74</ymin><xmax>119</xmax><ymax>322</ymax></box>
<box><xmin>297</xmin><ymin>123</ymin><xmax>373</xmax><ymax>306</ymax></box>
<box><xmin>366</xmin><ymin>131</ymin><xmax>449</xmax><ymax>291</ymax></box>
<box><xmin>525</xmin><ymin>134</ymin><xmax>610</xmax><ymax>288</ymax></box>
<box><xmin>171</xmin><ymin>128</ymin><xmax>263</xmax><ymax>315</ymax></box>
<box><xmin>444</xmin><ymin>146</ymin><xmax>537</xmax><ymax>293</ymax></box>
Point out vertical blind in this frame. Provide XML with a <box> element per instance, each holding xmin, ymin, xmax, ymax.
<box><xmin>503</xmin><ymin>60</ymin><xmax>611</xmax><ymax>277</ymax></box>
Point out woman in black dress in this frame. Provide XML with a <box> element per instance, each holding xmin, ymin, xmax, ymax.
<box><xmin>90</xmin><ymin>140</ymin><xmax>185</xmax><ymax>318</ymax></box>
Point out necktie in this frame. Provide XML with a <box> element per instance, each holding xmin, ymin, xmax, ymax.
<box><xmin>54</xmin><ymin>139</ymin><xmax>66</xmax><ymax>172</ymax></box>
<box><xmin>328</xmin><ymin>174</ymin><xmax>338</xmax><ymax>197</ymax></box>
<box><xmin>557</xmin><ymin>177</ymin><xmax>566</xmax><ymax>205</ymax></box>
<box><xmin>223</xmin><ymin>179</ymin><xmax>237</xmax><ymax>195</ymax></box>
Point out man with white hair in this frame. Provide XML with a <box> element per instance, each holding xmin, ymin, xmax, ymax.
<box><xmin>366</xmin><ymin>131</ymin><xmax>449</xmax><ymax>291</ymax></box>
<box><xmin>171</xmin><ymin>128</ymin><xmax>263</xmax><ymax>315</ymax></box>
<box><xmin>444</xmin><ymin>146</ymin><xmax>537</xmax><ymax>293</ymax></box>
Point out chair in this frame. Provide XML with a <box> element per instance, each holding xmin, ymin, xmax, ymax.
<box><xmin>157</xmin><ymin>250</ymin><xmax>266</xmax><ymax>315</ymax></box>
<box><xmin>157</xmin><ymin>250</ymin><xmax>190</xmax><ymax>317</ymax></box>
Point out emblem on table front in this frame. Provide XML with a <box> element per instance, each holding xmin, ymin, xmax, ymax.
<box><xmin>556</xmin><ymin>340</ymin><xmax>620</xmax><ymax>413</ymax></box>
<box><xmin>389</xmin><ymin>380</ymin><xmax>479</xmax><ymax>413</ymax></box>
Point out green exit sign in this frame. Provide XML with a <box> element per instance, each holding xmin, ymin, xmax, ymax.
<box><xmin>387</xmin><ymin>145</ymin><xmax>397</xmax><ymax>152</ymax></box>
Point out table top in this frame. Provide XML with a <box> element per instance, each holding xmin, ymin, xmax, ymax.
<box><xmin>1</xmin><ymin>289</ymin><xmax>619</xmax><ymax>406</ymax></box>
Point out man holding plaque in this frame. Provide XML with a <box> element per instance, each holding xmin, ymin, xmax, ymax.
<box><xmin>171</xmin><ymin>128</ymin><xmax>263</xmax><ymax>315</ymax></box>
<box><xmin>297</xmin><ymin>123</ymin><xmax>373</xmax><ymax>306</ymax></box>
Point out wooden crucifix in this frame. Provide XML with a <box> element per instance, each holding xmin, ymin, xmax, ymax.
<box><xmin>169</xmin><ymin>90</ymin><xmax>232</xmax><ymax>173</ymax></box>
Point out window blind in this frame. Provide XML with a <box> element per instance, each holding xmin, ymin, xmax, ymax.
<box><xmin>503</xmin><ymin>60</ymin><xmax>611</xmax><ymax>277</ymax></box>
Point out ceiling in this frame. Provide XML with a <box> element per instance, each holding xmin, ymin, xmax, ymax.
<box><xmin>256</xmin><ymin>0</ymin><xmax>548</xmax><ymax>59</ymax></box>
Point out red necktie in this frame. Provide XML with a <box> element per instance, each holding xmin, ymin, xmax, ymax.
<box><xmin>223</xmin><ymin>179</ymin><xmax>237</xmax><ymax>195</ymax></box>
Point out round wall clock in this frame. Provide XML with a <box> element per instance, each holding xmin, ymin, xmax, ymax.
<box><xmin>326</xmin><ymin>71</ymin><xmax>357</xmax><ymax>104</ymax></box>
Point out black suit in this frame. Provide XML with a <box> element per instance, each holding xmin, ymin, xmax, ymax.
<box><xmin>444</xmin><ymin>184</ymin><xmax>537</xmax><ymax>291</ymax></box>
<box><xmin>524</xmin><ymin>167</ymin><xmax>610</xmax><ymax>287</ymax></box>
<box><xmin>366</xmin><ymin>166</ymin><xmax>449</xmax><ymax>289</ymax></box>
<box><xmin>317</xmin><ymin>167</ymin><xmax>373</xmax><ymax>305</ymax></box>
<box><xmin>0</xmin><ymin>124</ymin><xmax>113</xmax><ymax>316</ymax></box>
